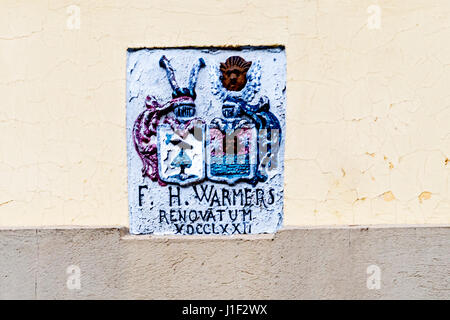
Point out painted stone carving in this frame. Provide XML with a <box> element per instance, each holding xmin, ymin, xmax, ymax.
<box><xmin>210</xmin><ymin>57</ymin><xmax>282</xmax><ymax>185</ymax></box>
<box><xmin>207</xmin><ymin>99</ymin><xmax>258</xmax><ymax>184</ymax></box>
<box><xmin>127</xmin><ymin>47</ymin><xmax>286</xmax><ymax>235</ymax></box>
<box><xmin>133</xmin><ymin>56</ymin><xmax>205</xmax><ymax>186</ymax></box>
<box><xmin>156</xmin><ymin>56</ymin><xmax>206</xmax><ymax>186</ymax></box>
<box><xmin>219</xmin><ymin>56</ymin><xmax>252</xmax><ymax>91</ymax></box>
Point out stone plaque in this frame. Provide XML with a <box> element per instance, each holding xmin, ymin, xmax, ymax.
<box><xmin>127</xmin><ymin>47</ymin><xmax>286</xmax><ymax>235</ymax></box>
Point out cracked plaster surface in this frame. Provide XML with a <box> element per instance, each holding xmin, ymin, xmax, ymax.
<box><xmin>0</xmin><ymin>0</ymin><xmax>449</xmax><ymax>227</ymax></box>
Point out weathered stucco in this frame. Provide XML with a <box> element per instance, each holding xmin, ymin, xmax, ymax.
<box><xmin>0</xmin><ymin>226</ymin><xmax>448</xmax><ymax>299</ymax></box>
<box><xmin>0</xmin><ymin>0</ymin><xmax>450</xmax><ymax>227</ymax></box>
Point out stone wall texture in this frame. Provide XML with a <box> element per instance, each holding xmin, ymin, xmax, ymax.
<box><xmin>0</xmin><ymin>226</ymin><xmax>448</xmax><ymax>299</ymax></box>
<box><xmin>1</xmin><ymin>0</ymin><xmax>449</xmax><ymax>227</ymax></box>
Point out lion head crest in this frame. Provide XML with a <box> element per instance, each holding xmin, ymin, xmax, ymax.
<box><xmin>219</xmin><ymin>56</ymin><xmax>252</xmax><ymax>91</ymax></box>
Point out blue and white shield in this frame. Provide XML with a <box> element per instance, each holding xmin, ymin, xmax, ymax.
<box><xmin>206</xmin><ymin>122</ymin><xmax>258</xmax><ymax>184</ymax></box>
<box><xmin>157</xmin><ymin>123</ymin><xmax>206</xmax><ymax>186</ymax></box>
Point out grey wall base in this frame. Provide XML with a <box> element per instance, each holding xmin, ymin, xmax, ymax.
<box><xmin>0</xmin><ymin>226</ymin><xmax>448</xmax><ymax>299</ymax></box>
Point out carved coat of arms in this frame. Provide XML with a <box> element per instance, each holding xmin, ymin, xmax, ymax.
<box><xmin>127</xmin><ymin>47</ymin><xmax>286</xmax><ymax>235</ymax></box>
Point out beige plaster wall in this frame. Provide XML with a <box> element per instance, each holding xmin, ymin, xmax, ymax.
<box><xmin>0</xmin><ymin>0</ymin><xmax>449</xmax><ymax>227</ymax></box>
